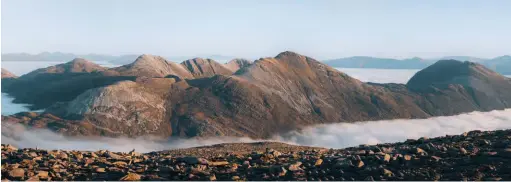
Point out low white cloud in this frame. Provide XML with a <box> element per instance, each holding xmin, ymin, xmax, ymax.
<box><xmin>274</xmin><ymin>109</ymin><xmax>511</xmax><ymax>148</ymax></box>
<box><xmin>2</xmin><ymin>109</ymin><xmax>511</xmax><ymax>153</ymax></box>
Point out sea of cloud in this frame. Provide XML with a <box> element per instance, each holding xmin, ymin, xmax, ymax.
<box><xmin>2</xmin><ymin>109</ymin><xmax>511</xmax><ymax>152</ymax></box>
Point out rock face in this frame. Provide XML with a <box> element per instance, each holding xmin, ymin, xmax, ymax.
<box><xmin>1</xmin><ymin>68</ymin><xmax>17</xmax><ymax>78</ymax></box>
<box><xmin>3</xmin><ymin>51</ymin><xmax>511</xmax><ymax>138</ymax></box>
<box><xmin>224</xmin><ymin>58</ymin><xmax>253</xmax><ymax>72</ymax></box>
<box><xmin>2</xmin><ymin>129</ymin><xmax>511</xmax><ymax>181</ymax></box>
<box><xmin>181</xmin><ymin>58</ymin><xmax>234</xmax><ymax>78</ymax></box>
<box><xmin>46</xmin><ymin>78</ymin><xmax>176</xmax><ymax>137</ymax></box>
<box><xmin>113</xmin><ymin>54</ymin><xmax>193</xmax><ymax>79</ymax></box>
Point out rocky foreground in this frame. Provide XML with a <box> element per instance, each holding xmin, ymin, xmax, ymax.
<box><xmin>2</xmin><ymin>129</ymin><xmax>511</xmax><ymax>181</ymax></box>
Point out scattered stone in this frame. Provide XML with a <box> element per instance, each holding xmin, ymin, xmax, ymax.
<box><xmin>37</xmin><ymin>171</ymin><xmax>49</xmax><ymax>179</ymax></box>
<box><xmin>314</xmin><ymin>159</ymin><xmax>323</xmax><ymax>166</ymax></box>
<box><xmin>96</xmin><ymin>168</ymin><xmax>106</xmax><ymax>173</ymax></box>
<box><xmin>120</xmin><ymin>173</ymin><xmax>141</xmax><ymax>181</ymax></box>
<box><xmin>356</xmin><ymin>160</ymin><xmax>365</xmax><ymax>168</ymax></box>
<box><xmin>208</xmin><ymin>161</ymin><xmax>229</xmax><ymax>166</ymax></box>
<box><xmin>383</xmin><ymin>154</ymin><xmax>391</xmax><ymax>162</ymax></box>
<box><xmin>2</xmin><ymin>129</ymin><xmax>511</xmax><ymax>181</ymax></box>
<box><xmin>288</xmin><ymin>162</ymin><xmax>302</xmax><ymax>171</ymax></box>
<box><xmin>9</xmin><ymin>168</ymin><xmax>25</xmax><ymax>179</ymax></box>
<box><xmin>383</xmin><ymin>168</ymin><xmax>393</xmax><ymax>177</ymax></box>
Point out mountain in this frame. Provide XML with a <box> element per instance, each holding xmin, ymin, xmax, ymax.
<box><xmin>323</xmin><ymin>55</ymin><xmax>511</xmax><ymax>75</ymax></box>
<box><xmin>407</xmin><ymin>60</ymin><xmax>511</xmax><ymax>113</ymax></box>
<box><xmin>436</xmin><ymin>56</ymin><xmax>486</xmax><ymax>63</ymax></box>
<box><xmin>224</xmin><ymin>59</ymin><xmax>253</xmax><ymax>72</ymax></box>
<box><xmin>2</xmin><ymin>59</ymin><xmax>135</xmax><ymax>109</ymax></box>
<box><xmin>2</xmin><ymin>51</ymin><xmax>511</xmax><ymax>139</ymax></box>
<box><xmin>483</xmin><ymin>55</ymin><xmax>511</xmax><ymax>75</ymax></box>
<box><xmin>112</xmin><ymin>54</ymin><xmax>194</xmax><ymax>78</ymax></box>
<box><xmin>1</xmin><ymin>52</ymin><xmax>117</xmax><ymax>62</ymax></box>
<box><xmin>181</xmin><ymin>58</ymin><xmax>234</xmax><ymax>78</ymax></box>
<box><xmin>21</xmin><ymin>58</ymin><xmax>107</xmax><ymax>79</ymax></box>
<box><xmin>1</xmin><ymin>68</ymin><xmax>17</xmax><ymax>79</ymax></box>
<box><xmin>323</xmin><ymin>56</ymin><xmax>432</xmax><ymax>69</ymax></box>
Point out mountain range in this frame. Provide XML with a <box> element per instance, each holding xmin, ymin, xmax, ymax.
<box><xmin>1</xmin><ymin>52</ymin><xmax>238</xmax><ymax>64</ymax></box>
<box><xmin>324</xmin><ymin>55</ymin><xmax>511</xmax><ymax>75</ymax></box>
<box><xmin>2</xmin><ymin>51</ymin><xmax>511</xmax><ymax>139</ymax></box>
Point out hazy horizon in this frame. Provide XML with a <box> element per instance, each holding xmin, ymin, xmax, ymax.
<box><xmin>2</xmin><ymin>51</ymin><xmax>511</xmax><ymax>61</ymax></box>
<box><xmin>2</xmin><ymin>0</ymin><xmax>511</xmax><ymax>60</ymax></box>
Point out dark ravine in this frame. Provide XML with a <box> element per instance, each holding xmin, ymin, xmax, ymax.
<box><xmin>1</xmin><ymin>51</ymin><xmax>511</xmax><ymax>139</ymax></box>
<box><xmin>2</xmin><ymin>129</ymin><xmax>511</xmax><ymax>181</ymax></box>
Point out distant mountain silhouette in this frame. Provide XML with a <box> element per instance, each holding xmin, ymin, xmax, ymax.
<box><xmin>1</xmin><ymin>52</ymin><xmax>119</xmax><ymax>62</ymax></box>
<box><xmin>483</xmin><ymin>55</ymin><xmax>511</xmax><ymax>75</ymax></box>
<box><xmin>323</xmin><ymin>56</ymin><xmax>431</xmax><ymax>69</ymax></box>
<box><xmin>2</xmin><ymin>52</ymin><xmax>239</xmax><ymax>65</ymax></box>
<box><xmin>324</xmin><ymin>55</ymin><xmax>511</xmax><ymax>75</ymax></box>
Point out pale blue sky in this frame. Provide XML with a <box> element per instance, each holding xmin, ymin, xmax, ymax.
<box><xmin>2</xmin><ymin>0</ymin><xmax>510</xmax><ymax>59</ymax></box>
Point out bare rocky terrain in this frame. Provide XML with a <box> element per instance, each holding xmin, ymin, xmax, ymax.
<box><xmin>2</xmin><ymin>129</ymin><xmax>511</xmax><ymax>181</ymax></box>
<box><xmin>1</xmin><ymin>51</ymin><xmax>511</xmax><ymax>139</ymax></box>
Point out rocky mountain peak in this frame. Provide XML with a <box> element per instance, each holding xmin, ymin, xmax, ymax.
<box><xmin>274</xmin><ymin>51</ymin><xmax>303</xmax><ymax>59</ymax></box>
<box><xmin>407</xmin><ymin>60</ymin><xmax>507</xmax><ymax>90</ymax></box>
<box><xmin>130</xmin><ymin>54</ymin><xmax>167</xmax><ymax>66</ymax></box>
<box><xmin>1</xmin><ymin>68</ymin><xmax>18</xmax><ymax>79</ymax></box>
<box><xmin>113</xmin><ymin>54</ymin><xmax>193</xmax><ymax>78</ymax></box>
<box><xmin>224</xmin><ymin>58</ymin><xmax>253</xmax><ymax>72</ymax></box>
<box><xmin>64</xmin><ymin>58</ymin><xmax>106</xmax><ymax>73</ymax></box>
<box><xmin>181</xmin><ymin>58</ymin><xmax>233</xmax><ymax>78</ymax></box>
<box><xmin>19</xmin><ymin>58</ymin><xmax>106</xmax><ymax>79</ymax></box>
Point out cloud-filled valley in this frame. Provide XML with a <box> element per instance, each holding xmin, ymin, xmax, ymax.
<box><xmin>3</xmin><ymin>109</ymin><xmax>511</xmax><ymax>152</ymax></box>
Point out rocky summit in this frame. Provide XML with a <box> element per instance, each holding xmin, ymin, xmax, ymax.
<box><xmin>2</xmin><ymin>129</ymin><xmax>511</xmax><ymax>181</ymax></box>
<box><xmin>2</xmin><ymin>51</ymin><xmax>511</xmax><ymax>138</ymax></box>
<box><xmin>1</xmin><ymin>68</ymin><xmax>18</xmax><ymax>79</ymax></box>
<box><xmin>224</xmin><ymin>58</ymin><xmax>253</xmax><ymax>72</ymax></box>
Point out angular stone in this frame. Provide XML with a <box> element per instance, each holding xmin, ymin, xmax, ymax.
<box><xmin>403</xmin><ymin>155</ymin><xmax>412</xmax><ymax>161</ymax></box>
<box><xmin>356</xmin><ymin>160</ymin><xmax>365</xmax><ymax>168</ymax></box>
<box><xmin>208</xmin><ymin>161</ymin><xmax>229</xmax><ymax>166</ymax></box>
<box><xmin>26</xmin><ymin>176</ymin><xmax>39</xmax><ymax>181</ymax></box>
<box><xmin>120</xmin><ymin>173</ymin><xmax>141</xmax><ymax>181</ymax></box>
<box><xmin>431</xmin><ymin>156</ymin><xmax>441</xmax><ymax>162</ymax></box>
<box><xmin>288</xmin><ymin>162</ymin><xmax>302</xmax><ymax>171</ymax></box>
<box><xmin>37</xmin><ymin>171</ymin><xmax>49</xmax><ymax>179</ymax></box>
<box><xmin>315</xmin><ymin>159</ymin><xmax>323</xmax><ymax>166</ymax></box>
<box><xmin>58</xmin><ymin>152</ymin><xmax>68</xmax><ymax>160</ymax></box>
<box><xmin>96</xmin><ymin>168</ymin><xmax>106</xmax><ymax>173</ymax></box>
<box><xmin>383</xmin><ymin>154</ymin><xmax>391</xmax><ymax>162</ymax></box>
<box><xmin>9</xmin><ymin>168</ymin><xmax>25</xmax><ymax>179</ymax></box>
<box><xmin>382</xmin><ymin>168</ymin><xmax>393</xmax><ymax>177</ymax></box>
